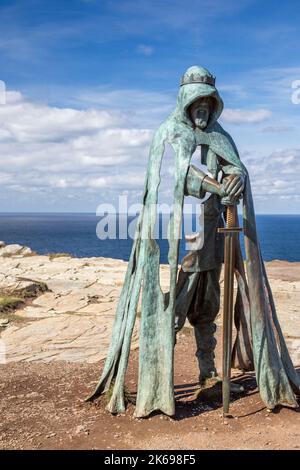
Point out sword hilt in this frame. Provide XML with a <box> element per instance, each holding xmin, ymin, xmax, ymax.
<box><xmin>218</xmin><ymin>202</ymin><xmax>243</xmax><ymax>235</ymax></box>
<box><xmin>226</xmin><ymin>204</ymin><xmax>236</xmax><ymax>229</ymax></box>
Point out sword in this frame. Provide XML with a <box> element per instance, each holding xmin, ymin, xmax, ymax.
<box><xmin>218</xmin><ymin>198</ymin><xmax>243</xmax><ymax>416</ymax></box>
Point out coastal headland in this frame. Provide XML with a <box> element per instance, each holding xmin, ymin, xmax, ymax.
<box><xmin>0</xmin><ymin>243</ymin><xmax>299</xmax><ymax>449</ymax></box>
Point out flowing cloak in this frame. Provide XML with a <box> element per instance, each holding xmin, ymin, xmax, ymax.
<box><xmin>87</xmin><ymin>75</ymin><xmax>300</xmax><ymax>417</ymax></box>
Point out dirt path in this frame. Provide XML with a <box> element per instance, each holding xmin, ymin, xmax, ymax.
<box><xmin>1</xmin><ymin>329</ymin><xmax>299</xmax><ymax>450</ymax></box>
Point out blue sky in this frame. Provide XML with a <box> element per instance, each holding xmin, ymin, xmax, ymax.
<box><xmin>0</xmin><ymin>0</ymin><xmax>300</xmax><ymax>212</ymax></box>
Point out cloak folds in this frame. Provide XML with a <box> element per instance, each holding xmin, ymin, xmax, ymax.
<box><xmin>87</xmin><ymin>66</ymin><xmax>300</xmax><ymax>417</ymax></box>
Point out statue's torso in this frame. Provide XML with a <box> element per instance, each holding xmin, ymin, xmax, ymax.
<box><xmin>181</xmin><ymin>143</ymin><xmax>225</xmax><ymax>272</ymax></box>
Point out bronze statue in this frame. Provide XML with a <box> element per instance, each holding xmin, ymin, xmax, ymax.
<box><xmin>88</xmin><ymin>66</ymin><xmax>300</xmax><ymax>417</ymax></box>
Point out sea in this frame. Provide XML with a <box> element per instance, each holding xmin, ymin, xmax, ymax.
<box><xmin>0</xmin><ymin>213</ymin><xmax>299</xmax><ymax>263</ymax></box>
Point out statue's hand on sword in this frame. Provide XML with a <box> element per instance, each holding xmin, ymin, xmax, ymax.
<box><xmin>222</xmin><ymin>173</ymin><xmax>245</xmax><ymax>199</ymax></box>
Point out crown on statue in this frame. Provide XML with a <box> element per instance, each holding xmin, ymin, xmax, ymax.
<box><xmin>180</xmin><ymin>73</ymin><xmax>216</xmax><ymax>87</ymax></box>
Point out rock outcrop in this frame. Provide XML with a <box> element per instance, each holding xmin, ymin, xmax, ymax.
<box><xmin>0</xmin><ymin>242</ymin><xmax>32</xmax><ymax>257</ymax></box>
<box><xmin>0</xmin><ymin>244</ymin><xmax>299</xmax><ymax>366</ymax></box>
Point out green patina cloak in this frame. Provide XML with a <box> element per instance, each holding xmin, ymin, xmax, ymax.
<box><xmin>88</xmin><ymin>70</ymin><xmax>300</xmax><ymax>417</ymax></box>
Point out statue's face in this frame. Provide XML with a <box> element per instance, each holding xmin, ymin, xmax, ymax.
<box><xmin>189</xmin><ymin>98</ymin><xmax>211</xmax><ymax>129</ymax></box>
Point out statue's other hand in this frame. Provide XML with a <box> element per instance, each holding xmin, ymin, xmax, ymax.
<box><xmin>223</xmin><ymin>174</ymin><xmax>245</xmax><ymax>197</ymax></box>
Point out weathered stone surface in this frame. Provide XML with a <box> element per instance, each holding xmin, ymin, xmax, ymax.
<box><xmin>0</xmin><ymin>246</ymin><xmax>138</xmax><ymax>363</ymax></box>
<box><xmin>2</xmin><ymin>314</ymin><xmax>139</xmax><ymax>363</ymax></box>
<box><xmin>32</xmin><ymin>292</ymin><xmax>90</xmax><ymax>314</ymax></box>
<box><xmin>0</xmin><ymin>245</ymin><xmax>298</xmax><ymax>366</ymax></box>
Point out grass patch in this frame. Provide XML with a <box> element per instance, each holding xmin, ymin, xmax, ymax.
<box><xmin>17</xmin><ymin>279</ymin><xmax>48</xmax><ymax>298</ymax></box>
<box><xmin>2</xmin><ymin>278</ymin><xmax>48</xmax><ymax>299</ymax></box>
<box><xmin>48</xmin><ymin>252</ymin><xmax>72</xmax><ymax>261</ymax></box>
<box><xmin>0</xmin><ymin>278</ymin><xmax>48</xmax><ymax>316</ymax></box>
<box><xmin>0</xmin><ymin>296</ymin><xmax>23</xmax><ymax>312</ymax></box>
<box><xmin>1</xmin><ymin>252</ymin><xmax>18</xmax><ymax>258</ymax></box>
<box><xmin>1</xmin><ymin>250</ymin><xmax>36</xmax><ymax>258</ymax></box>
<box><xmin>0</xmin><ymin>279</ymin><xmax>49</xmax><ymax>327</ymax></box>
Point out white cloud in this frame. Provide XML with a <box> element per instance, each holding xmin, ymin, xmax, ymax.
<box><xmin>137</xmin><ymin>44</ymin><xmax>154</xmax><ymax>56</ymax></box>
<box><xmin>0</xmin><ymin>90</ymin><xmax>153</xmax><ymax>199</ymax></box>
<box><xmin>0</xmin><ymin>92</ymin><xmax>126</xmax><ymax>143</ymax></box>
<box><xmin>0</xmin><ymin>88</ymin><xmax>299</xmax><ymax>212</ymax></box>
<box><xmin>222</xmin><ymin>108</ymin><xmax>272</xmax><ymax>124</ymax></box>
<box><xmin>241</xmin><ymin>148</ymin><xmax>300</xmax><ymax>201</ymax></box>
<box><xmin>261</xmin><ymin>125</ymin><xmax>293</xmax><ymax>133</ymax></box>
<box><xmin>72</xmin><ymin>87</ymin><xmax>174</xmax><ymax>127</ymax></box>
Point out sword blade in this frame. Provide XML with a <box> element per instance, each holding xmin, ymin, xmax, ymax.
<box><xmin>218</xmin><ymin>203</ymin><xmax>242</xmax><ymax>416</ymax></box>
<box><xmin>222</xmin><ymin>231</ymin><xmax>235</xmax><ymax>415</ymax></box>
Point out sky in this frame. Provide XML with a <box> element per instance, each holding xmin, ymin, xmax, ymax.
<box><xmin>0</xmin><ymin>0</ymin><xmax>300</xmax><ymax>213</ymax></box>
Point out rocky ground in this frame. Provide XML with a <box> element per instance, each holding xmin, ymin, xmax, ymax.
<box><xmin>0</xmin><ymin>243</ymin><xmax>299</xmax><ymax>450</ymax></box>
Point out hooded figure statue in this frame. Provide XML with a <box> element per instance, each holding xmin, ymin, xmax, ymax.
<box><xmin>88</xmin><ymin>66</ymin><xmax>300</xmax><ymax>417</ymax></box>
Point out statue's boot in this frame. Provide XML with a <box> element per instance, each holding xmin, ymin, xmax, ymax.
<box><xmin>195</xmin><ymin>320</ymin><xmax>218</xmax><ymax>381</ymax></box>
<box><xmin>194</xmin><ymin>322</ymin><xmax>244</xmax><ymax>394</ymax></box>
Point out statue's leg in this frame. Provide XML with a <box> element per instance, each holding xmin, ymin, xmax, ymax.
<box><xmin>174</xmin><ymin>270</ymin><xmax>200</xmax><ymax>336</ymax></box>
<box><xmin>191</xmin><ymin>265</ymin><xmax>222</xmax><ymax>384</ymax></box>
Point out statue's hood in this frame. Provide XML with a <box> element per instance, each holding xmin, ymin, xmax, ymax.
<box><xmin>174</xmin><ymin>65</ymin><xmax>224</xmax><ymax>129</ymax></box>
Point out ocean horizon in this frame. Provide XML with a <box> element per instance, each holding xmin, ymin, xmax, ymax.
<box><xmin>0</xmin><ymin>212</ymin><xmax>299</xmax><ymax>263</ymax></box>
